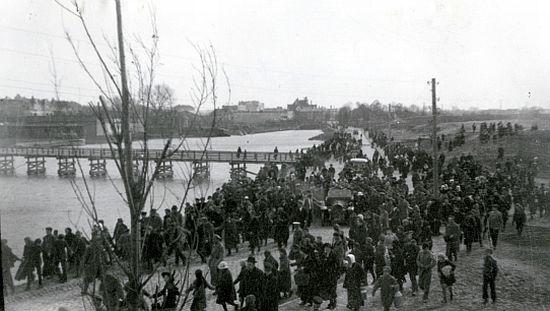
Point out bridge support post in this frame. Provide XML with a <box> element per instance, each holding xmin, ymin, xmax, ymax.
<box><xmin>230</xmin><ymin>161</ymin><xmax>247</xmax><ymax>179</ymax></box>
<box><xmin>0</xmin><ymin>155</ymin><xmax>15</xmax><ymax>176</ymax></box>
<box><xmin>89</xmin><ymin>157</ymin><xmax>107</xmax><ymax>177</ymax></box>
<box><xmin>157</xmin><ymin>160</ymin><xmax>174</xmax><ymax>179</ymax></box>
<box><xmin>192</xmin><ymin>161</ymin><xmax>210</xmax><ymax>180</ymax></box>
<box><xmin>26</xmin><ymin>156</ymin><xmax>46</xmax><ymax>176</ymax></box>
<box><xmin>57</xmin><ymin>157</ymin><xmax>76</xmax><ymax>177</ymax></box>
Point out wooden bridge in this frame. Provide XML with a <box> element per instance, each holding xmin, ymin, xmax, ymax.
<box><xmin>0</xmin><ymin>147</ymin><xmax>303</xmax><ymax>177</ymax></box>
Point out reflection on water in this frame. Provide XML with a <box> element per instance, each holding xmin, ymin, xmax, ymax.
<box><xmin>0</xmin><ymin>130</ymin><xmax>322</xmax><ymax>256</ymax></box>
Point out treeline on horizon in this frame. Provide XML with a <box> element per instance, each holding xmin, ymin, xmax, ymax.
<box><xmin>336</xmin><ymin>100</ymin><xmax>548</xmax><ymax>126</ymax></box>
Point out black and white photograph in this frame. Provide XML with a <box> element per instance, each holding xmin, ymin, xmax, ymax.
<box><xmin>1</xmin><ymin>1</ymin><xmax>549</xmax><ymax>310</ymax></box>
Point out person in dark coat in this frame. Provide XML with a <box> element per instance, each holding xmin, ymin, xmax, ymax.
<box><xmin>444</xmin><ymin>216</ymin><xmax>461</xmax><ymax>262</ymax></box>
<box><xmin>417</xmin><ymin>242</ymin><xmax>436</xmax><ymax>302</ymax></box>
<box><xmin>264</xmin><ymin>250</ymin><xmax>279</xmax><ymax>272</ymax></box>
<box><xmin>343</xmin><ymin>254</ymin><xmax>365</xmax><ymax>311</ymax></box>
<box><xmin>2</xmin><ymin>239</ymin><xmax>20</xmax><ymax>294</ymax></box>
<box><xmin>185</xmin><ymin>269</ymin><xmax>213</xmax><ymax>311</ymax></box>
<box><xmin>403</xmin><ymin>239</ymin><xmax>419</xmax><ymax>295</ymax></box>
<box><xmin>81</xmin><ymin>234</ymin><xmax>105</xmax><ymax>295</ymax></box>
<box><xmin>42</xmin><ymin>227</ymin><xmax>55</xmax><ymax>277</ymax></box>
<box><xmin>361</xmin><ymin>237</ymin><xmax>376</xmax><ymax>284</ymax></box>
<box><xmin>263</xmin><ymin>262</ymin><xmax>279</xmax><ymax>311</ymax></box>
<box><xmin>374</xmin><ymin>243</ymin><xmax>387</xmax><ymax>279</ymax></box>
<box><xmin>462</xmin><ymin>212</ymin><xmax>477</xmax><ymax>252</ymax></box>
<box><xmin>215</xmin><ymin>261</ymin><xmax>238</xmax><ymax>311</ymax></box>
<box><xmin>437</xmin><ymin>254</ymin><xmax>456</xmax><ymax>303</ymax></box>
<box><xmin>224</xmin><ymin>215</ymin><xmax>239</xmax><ymax>256</ymax></box>
<box><xmin>234</xmin><ymin>260</ymin><xmax>248</xmax><ymax>306</ymax></box>
<box><xmin>16</xmin><ymin>237</ymin><xmax>40</xmax><ymax>290</ymax></box>
<box><xmin>373</xmin><ymin>266</ymin><xmax>398</xmax><ymax>311</ymax></box>
<box><xmin>389</xmin><ymin>240</ymin><xmax>406</xmax><ymax>291</ymax></box>
<box><xmin>143</xmin><ymin>226</ymin><xmax>164</xmax><ymax>270</ymax></box>
<box><xmin>54</xmin><ymin>234</ymin><xmax>68</xmax><ymax>282</ymax></box>
<box><xmin>512</xmin><ymin>203</ymin><xmax>527</xmax><ymax>237</ymax></box>
<box><xmin>278</xmin><ymin>248</ymin><xmax>292</xmax><ymax>298</ymax></box>
<box><xmin>482</xmin><ymin>248</ymin><xmax>498</xmax><ymax>304</ymax></box>
<box><xmin>247</xmin><ymin>214</ymin><xmax>261</xmax><ymax>254</ymax></box>
<box><xmin>234</xmin><ymin>256</ymin><xmax>264</xmax><ymax>309</ymax></box>
<box><xmin>274</xmin><ymin>208</ymin><xmax>290</xmax><ymax>248</ymax></box>
<box><xmin>319</xmin><ymin>243</ymin><xmax>339</xmax><ymax>309</ymax></box>
<box><xmin>208</xmin><ymin>235</ymin><xmax>225</xmax><ymax>287</ymax></box>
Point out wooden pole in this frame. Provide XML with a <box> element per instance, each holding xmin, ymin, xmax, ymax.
<box><xmin>431</xmin><ymin>78</ymin><xmax>439</xmax><ymax>198</ymax></box>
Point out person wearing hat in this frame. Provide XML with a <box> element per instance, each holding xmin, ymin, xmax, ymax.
<box><xmin>343</xmin><ymin>254</ymin><xmax>365</xmax><ymax>311</ymax></box>
<box><xmin>417</xmin><ymin>242</ymin><xmax>436</xmax><ymax>302</ymax></box>
<box><xmin>444</xmin><ymin>216</ymin><xmax>460</xmax><ymax>262</ymax></box>
<box><xmin>113</xmin><ymin>218</ymin><xmax>128</xmax><ymax>248</ymax></box>
<box><xmin>224</xmin><ymin>214</ymin><xmax>240</xmax><ymax>256</ymax></box>
<box><xmin>209</xmin><ymin>234</ymin><xmax>225</xmax><ymax>287</ymax></box>
<box><xmin>42</xmin><ymin>227</ymin><xmax>55</xmax><ymax>278</ymax></box>
<box><xmin>262</xmin><ymin>260</ymin><xmax>280</xmax><ymax>311</ymax></box>
<box><xmin>372</xmin><ymin>266</ymin><xmax>398</xmax><ymax>311</ymax></box>
<box><xmin>234</xmin><ymin>256</ymin><xmax>264</xmax><ymax>309</ymax></box>
<box><xmin>215</xmin><ymin>261</ymin><xmax>238</xmax><ymax>311</ymax></box>
<box><xmin>185</xmin><ymin>269</ymin><xmax>214</xmax><ymax>311</ymax></box>
<box><xmin>319</xmin><ymin>243</ymin><xmax>339</xmax><ymax>309</ymax></box>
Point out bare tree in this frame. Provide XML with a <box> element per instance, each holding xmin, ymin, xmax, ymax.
<box><xmin>55</xmin><ymin>1</ymin><xmax>228</xmax><ymax>310</ymax></box>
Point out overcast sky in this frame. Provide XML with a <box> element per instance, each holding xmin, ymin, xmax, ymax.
<box><xmin>1</xmin><ymin>0</ymin><xmax>549</xmax><ymax>110</ymax></box>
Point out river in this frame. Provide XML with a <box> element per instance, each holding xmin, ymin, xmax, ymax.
<box><xmin>0</xmin><ymin>129</ymin><xmax>323</xmax><ymax>256</ymax></box>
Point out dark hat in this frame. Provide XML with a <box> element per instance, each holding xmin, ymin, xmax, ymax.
<box><xmin>247</xmin><ymin>256</ymin><xmax>256</xmax><ymax>263</ymax></box>
<box><xmin>45</xmin><ymin>227</ymin><xmax>52</xmax><ymax>231</ymax></box>
<box><xmin>161</xmin><ymin>272</ymin><xmax>171</xmax><ymax>278</ymax></box>
<box><xmin>323</xmin><ymin>243</ymin><xmax>332</xmax><ymax>248</ymax></box>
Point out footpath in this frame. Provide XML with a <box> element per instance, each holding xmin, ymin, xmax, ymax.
<box><xmin>6</xmin><ymin>221</ymin><xmax>550</xmax><ymax>311</ymax></box>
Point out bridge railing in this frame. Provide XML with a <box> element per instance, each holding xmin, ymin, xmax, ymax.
<box><xmin>0</xmin><ymin>147</ymin><xmax>302</xmax><ymax>163</ymax></box>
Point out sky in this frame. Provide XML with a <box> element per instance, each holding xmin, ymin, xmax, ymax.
<box><xmin>1</xmin><ymin>0</ymin><xmax>549</xmax><ymax>110</ymax></box>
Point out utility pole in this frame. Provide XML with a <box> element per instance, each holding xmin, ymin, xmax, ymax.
<box><xmin>431</xmin><ymin>78</ymin><xmax>439</xmax><ymax>198</ymax></box>
<box><xmin>387</xmin><ymin>103</ymin><xmax>392</xmax><ymax>139</ymax></box>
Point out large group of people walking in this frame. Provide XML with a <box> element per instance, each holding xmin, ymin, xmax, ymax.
<box><xmin>2</xmin><ymin>126</ymin><xmax>548</xmax><ymax>311</ymax></box>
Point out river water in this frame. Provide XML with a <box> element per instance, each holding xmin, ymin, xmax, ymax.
<box><xmin>0</xmin><ymin>130</ymin><xmax>323</xmax><ymax>256</ymax></box>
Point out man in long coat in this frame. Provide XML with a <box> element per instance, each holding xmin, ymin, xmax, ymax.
<box><xmin>444</xmin><ymin>216</ymin><xmax>461</xmax><ymax>261</ymax></box>
<box><xmin>224</xmin><ymin>215</ymin><xmax>239</xmax><ymax>256</ymax></box>
<box><xmin>274</xmin><ymin>208</ymin><xmax>290</xmax><ymax>248</ymax></box>
<box><xmin>234</xmin><ymin>256</ymin><xmax>264</xmax><ymax>308</ymax></box>
<box><xmin>373</xmin><ymin>266</ymin><xmax>398</xmax><ymax>311</ymax></box>
<box><xmin>417</xmin><ymin>242</ymin><xmax>436</xmax><ymax>302</ymax></box>
<box><xmin>209</xmin><ymin>235</ymin><xmax>225</xmax><ymax>287</ymax></box>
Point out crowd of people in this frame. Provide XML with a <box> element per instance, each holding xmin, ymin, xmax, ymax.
<box><xmin>2</xmin><ymin>126</ymin><xmax>549</xmax><ymax>311</ymax></box>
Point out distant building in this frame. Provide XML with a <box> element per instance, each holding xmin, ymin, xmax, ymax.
<box><xmin>0</xmin><ymin>95</ymin><xmax>84</xmax><ymax>117</ymax></box>
<box><xmin>237</xmin><ymin>100</ymin><xmax>264</xmax><ymax>112</ymax></box>
<box><xmin>287</xmin><ymin>97</ymin><xmax>336</xmax><ymax>122</ymax></box>
<box><xmin>174</xmin><ymin>104</ymin><xmax>195</xmax><ymax>113</ymax></box>
<box><xmin>287</xmin><ymin>97</ymin><xmax>316</xmax><ymax>112</ymax></box>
